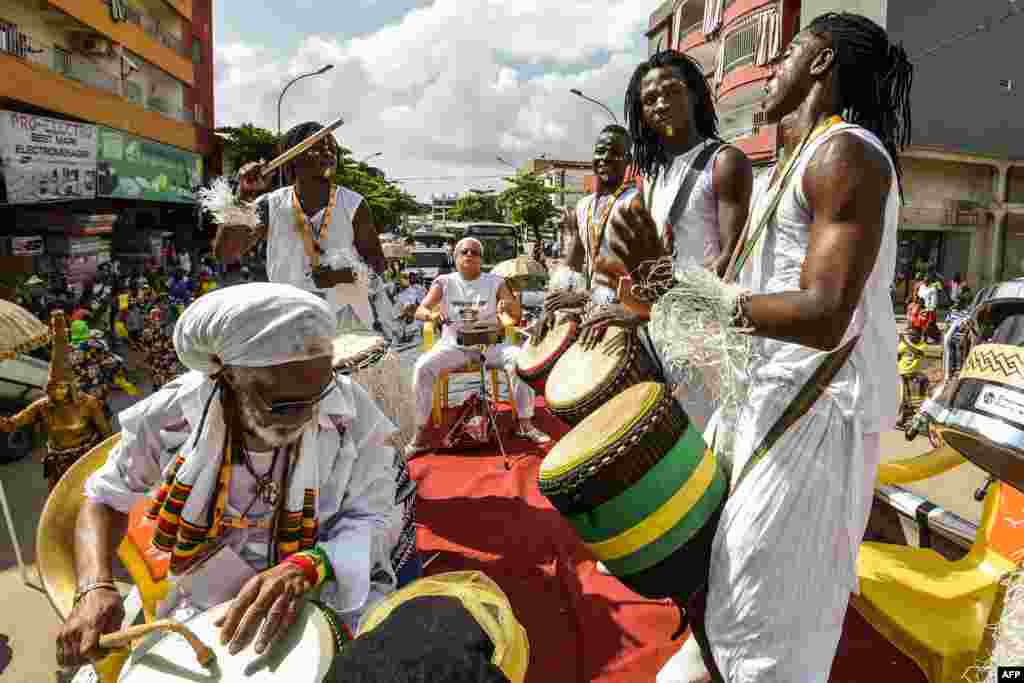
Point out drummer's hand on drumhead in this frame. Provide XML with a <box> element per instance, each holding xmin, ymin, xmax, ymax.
<box><xmin>214</xmin><ymin>563</ymin><xmax>310</xmax><ymax>656</ymax></box>
<box><xmin>56</xmin><ymin>587</ymin><xmax>124</xmax><ymax>668</ymax></box>
<box><xmin>578</xmin><ymin>304</ymin><xmax>645</xmax><ymax>350</ymax></box>
<box><xmin>543</xmin><ymin>289</ymin><xmax>588</xmax><ymax>315</ymax></box>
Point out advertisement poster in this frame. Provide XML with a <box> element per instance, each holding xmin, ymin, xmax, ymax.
<box><xmin>11</xmin><ymin>235</ymin><xmax>45</xmax><ymax>256</ymax></box>
<box><xmin>0</xmin><ymin>111</ymin><xmax>98</xmax><ymax>204</ymax></box>
<box><xmin>96</xmin><ymin>127</ymin><xmax>202</xmax><ymax>204</ymax></box>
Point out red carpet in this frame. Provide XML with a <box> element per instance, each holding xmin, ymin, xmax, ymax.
<box><xmin>409</xmin><ymin>400</ymin><xmax>927</xmax><ymax>682</ymax></box>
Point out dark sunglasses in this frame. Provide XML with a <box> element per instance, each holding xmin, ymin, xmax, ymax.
<box><xmin>253</xmin><ymin>373</ymin><xmax>339</xmax><ymax>417</ymax></box>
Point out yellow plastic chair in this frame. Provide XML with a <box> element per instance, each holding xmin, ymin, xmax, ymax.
<box><xmin>853</xmin><ymin>445</ymin><xmax>1017</xmax><ymax>683</ymax></box>
<box><xmin>422</xmin><ymin>318</ymin><xmax>518</xmax><ymax>426</ymax></box>
<box><xmin>36</xmin><ymin>433</ymin><xmax>170</xmax><ymax>682</ymax></box>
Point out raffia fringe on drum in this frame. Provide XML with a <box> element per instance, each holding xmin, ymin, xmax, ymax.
<box><xmin>43</xmin><ymin>434</ymin><xmax>101</xmax><ymax>488</ymax></box>
<box><xmin>646</xmin><ymin>264</ymin><xmax>753</xmax><ymax>456</ymax></box>
<box><xmin>969</xmin><ymin>568</ymin><xmax>1024</xmax><ymax>682</ymax></box>
<box><xmin>350</xmin><ymin>350</ymin><xmax>416</xmax><ymax>452</ymax></box>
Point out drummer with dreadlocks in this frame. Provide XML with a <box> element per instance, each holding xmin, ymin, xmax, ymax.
<box><xmin>607</xmin><ymin>13</ymin><xmax>912</xmax><ymax>683</ymax></box>
<box><xmin>213</xmin><ymin>121</ymin><xmax>390</xmax><ymax>333</ymax></box>
<box><xmin>580</xmin><ymin>50</ymin><xmax>753</xmax><ymax>431</ymax></box>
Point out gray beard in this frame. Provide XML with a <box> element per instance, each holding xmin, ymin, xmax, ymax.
<box><xmin>236</xmin><ymin>395</ymin><xmax>310</xmax><ymax>448</ymax></box>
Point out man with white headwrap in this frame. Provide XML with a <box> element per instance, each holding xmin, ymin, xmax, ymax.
<box><xmin>406</xmin><ymin>237</ymin><xmax>551</xmax><ymax>455</ymax></box>
<box><xmin>57</xmin><ymin>283</ymin><xmax>402</xmax><ymax>669</ymax></box>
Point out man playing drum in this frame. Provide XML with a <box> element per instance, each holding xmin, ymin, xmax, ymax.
<box><xmin>406</xmin><ymin>237</ymin><xmax>551</xmax><ymax>455</ymax></box>
<box><xmin>56</xmin><ymin>284</ymin><xmax>405</xmax><ymax>669</ymax></box>
<box><xmin>213</xmin><ymin>121</ymin><xmax>392</xmax><ymax>334</ymax></box>
<box><xmin>609</xmin><ymin>13</ymin><xmax>912</xmax><ymax>682</ymax></box>
<box><xmin>540</xmin><ymin>125</ymin><xmax>638</xmax><ymax>329</ymax></box>
<box><xmin>579</xmin><ymin>50</ymin><xmax>752</xmax><ymax>431</ymax></box>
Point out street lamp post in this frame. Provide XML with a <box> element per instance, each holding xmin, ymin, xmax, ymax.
<box><xmin>570</xmin><ymin>88</ymin><xmax>618</xmax><ymax>124</ymax></box>
<box><xmin>276</xmin><ymin>64</ymin><xmax>334</xmax><ymax>185</ymax></box>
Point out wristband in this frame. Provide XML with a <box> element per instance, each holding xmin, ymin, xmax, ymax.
<box><xmin>284</xmin><ymin>547</ymin><xmax>334</xmax><ymax>588</ymax></box>
<box><xmin>284</xmin><ymin>553</ymin><xmax>320</xmax><ymax>587</ymax></box>
<box><xmin>73</xmin><ymin>580</ymin><xmax>118</xmax><ymax>608</ymax></box>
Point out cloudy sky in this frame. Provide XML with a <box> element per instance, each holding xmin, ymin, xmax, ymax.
<box><xmin>213</xmin><ymin>1</ymin><xmax>654</xmax><ymax>200</ymax></box>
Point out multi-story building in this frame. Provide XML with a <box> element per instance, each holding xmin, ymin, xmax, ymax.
<box><xmin>430</xmin><ymin>192</ymin><xmax>458</xmax><ymax>222</ymax></box>
<box><xmin>0</xmin><ymin>0</ymin><xmax>218</xmax><ymax>290</ymax></box>
<box><xmin>647</xmin><ymin>0</ymin><xmax>1024</xmax><ymax>289</ymax></box>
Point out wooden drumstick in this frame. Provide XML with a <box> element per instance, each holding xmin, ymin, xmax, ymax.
<box><xmin>259</xmin><ymin>117</ymin><xmax>345</xmax><ymax>177</ymax></box>
<box><xmin>98</xmin><ymin>619</ymin><xmax>216</xmax><ymax>667</ymax></box>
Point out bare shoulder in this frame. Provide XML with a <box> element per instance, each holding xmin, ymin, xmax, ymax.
<box><xmin>712</xmin><ymin>145</ymin><xmax>753</xmax><ymax>196</ymax></box>
<box><xmin>805</xmin><ymin>132</ymin><xmax>892</xmax><ymax>194</ymax></box>
<box><xmin>713</xmin><ymin>145</ymin><xmax>753</xmax><ymax>180</ymax></box>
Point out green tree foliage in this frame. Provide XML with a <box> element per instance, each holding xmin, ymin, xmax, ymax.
<box><xmin>215</xmin><ymin>123</ymin><xmax>280</xmax><ymax>169</ymax></box>
<box><xmin>449</xmin><ymin>190</ymin><xmax>503</xmax><ymax>222</ymax></box>
<box><xmin>498</xmin><ymin>172</ymin><xmax>559</xmax><ymax>246</ymax></box>
<box><xmin>216</xmin><ymin>123</ymin><xmax>424</xmax><ymax>232</ymax></box>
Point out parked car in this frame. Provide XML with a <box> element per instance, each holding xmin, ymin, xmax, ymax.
<box><xmin>407</xmin><ymin>247</ymin><xmax>453</xmax><ymax>288</ymax></box>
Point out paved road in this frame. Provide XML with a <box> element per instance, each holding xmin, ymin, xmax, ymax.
<box><xmin>0</xmin><ymin>331</ymin><xmax>988</xmax><ymax>682</ymax></box>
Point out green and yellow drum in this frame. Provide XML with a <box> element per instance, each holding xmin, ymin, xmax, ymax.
<box><xmin>538</xmin><ymin>381</ymin><xmax>728</xmax><ymax>602</ymax></box>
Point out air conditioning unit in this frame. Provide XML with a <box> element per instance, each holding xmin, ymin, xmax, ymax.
<box><xmin>69</xmin><ymin>32</ymin><xmax>112</xmax><ymax>57</ymax></box>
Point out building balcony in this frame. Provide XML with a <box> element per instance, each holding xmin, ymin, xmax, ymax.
<box><xmin>722</xmin><ymin>0</ymin><xmax>778</xmax><ymax>29</ymax></box>
<box><xmin>41</xmin><ymin>0</ymin><xmax>193</xmax><ymax>85</ymax></box>
<box><xmin>0</xmin><ymin>26</ymin><xmax>198</xmax><ymax>151</ymax></box>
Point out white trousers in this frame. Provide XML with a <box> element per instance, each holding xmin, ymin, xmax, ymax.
<box><xmin>412</xmin><ymin>342</ymin><xmax>535</xmax><ymax>426</ymax></box>
<box><xmin>702</xmin><ymin>390</ymin><xmax>881</xmax><ymax>683</ymax></box>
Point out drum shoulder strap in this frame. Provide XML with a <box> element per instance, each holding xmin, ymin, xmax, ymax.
<box><xmin>732</xmin><ymin>334</ymin><xmax>861</xmax><ymax>490</ymax></box>
<box><xmin>663</xmin><ymin>141</ymin><xmax>723</xmax><ymax>241</ymax></box>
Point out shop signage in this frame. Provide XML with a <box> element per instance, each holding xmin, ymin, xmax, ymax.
<box><xmin>0</xmin><ymin>111</ymin><xmax>98</xmax><ymax>204</ymax></box>
<box><xmin>96</xmin><ymin>127</ymin><xmax>202</xmax><ymax>204</ymax></box>
<box><xmin>11</xmin><ymin>235</ymin><xmax>44</xmax><ymax>256</ymax></box>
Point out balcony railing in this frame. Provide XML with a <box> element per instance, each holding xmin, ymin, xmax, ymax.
<box><xmin>717</xmin><ymin>103</ymin><xmax>768</xmax><ymax>141</ymax></box>
<box><xmin>901</xmin><ymin>202</ymin><xmax>988</xmax><ymax>227</ymax></box>
<box><xmin>102</xmin><ymin>0</ymin><xmax>191</xmax><ymax>58</ymax></box>
<box><xmin>1</xmin><ymin>21</ymin><xmax>195</xmax><ymax>125</ymax></box>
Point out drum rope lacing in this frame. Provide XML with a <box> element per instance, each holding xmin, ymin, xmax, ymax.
<box><xmin>542</xmin><ymin>397</ymin><xmax>676</xmax><ymax>496</ymax></box>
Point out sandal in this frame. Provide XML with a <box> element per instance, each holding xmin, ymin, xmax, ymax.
<box><xmin>515</xmin><ymin>426</ymin><xmax>552</xmax><ymax>444</ymax></box>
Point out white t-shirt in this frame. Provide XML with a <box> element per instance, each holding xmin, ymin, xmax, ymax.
<box><xmin>434</xmin><ymin>271</ymin><xmax>505</xmax><ymax>346</ymax></box>
<box><xmin>917</xmin><ymin>283</ymin><xmax>939</xmax><ymax>311</ymax></box>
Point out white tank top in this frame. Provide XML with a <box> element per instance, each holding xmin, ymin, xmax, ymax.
<box><xmin>260</xmin><ymin>185</ymin><xmax>372</xmax><ymax>325</ymax></box>
<box><xmin>644</xmin><ymin>139</ymin><xmax>729</xmax><ymax>270</ymax></box>
<box><xmin>436</xmin><ymin>271</ymin><xmax>505</xmax><ymax>346</ymax></box>
<box><xmin>575</xmin><ymin>187</ymin><xmax>638</xmax><ymax>305</ymax></box>
<box><xmin>742</xmin><ymin>124</ymin><xmax>899</xmax><ymax>434</ymax></box>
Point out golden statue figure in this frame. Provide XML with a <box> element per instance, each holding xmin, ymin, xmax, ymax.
<box><xmin>0</xmin><ymin>311</ymin><xmax>112</xmax><ymax>491</ymax></box>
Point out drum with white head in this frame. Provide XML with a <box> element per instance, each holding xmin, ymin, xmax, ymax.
<box><xmin>116</xmin><ymin>601</ymin><xmax>343</xmax><ymax>682</ymax></box>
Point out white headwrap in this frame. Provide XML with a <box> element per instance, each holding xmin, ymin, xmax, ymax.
<box><xmin>174</xmin><ymin>282</ymin><xmax>336</xmax><ymax>376</ymax></box>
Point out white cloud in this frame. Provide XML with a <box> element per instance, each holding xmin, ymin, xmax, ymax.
<box><xmin>215</xmin><ymin>0</ymin><xmax>652</xmax><ymax>200</ymax></box>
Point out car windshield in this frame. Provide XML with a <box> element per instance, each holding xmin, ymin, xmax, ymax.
<box><xmin>413</xmin><ymin>252</ymin><xmax>449</xmax><ymax>268</ymax></box>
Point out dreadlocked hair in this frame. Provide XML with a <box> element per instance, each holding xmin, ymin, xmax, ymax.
<box><xmin>624</xmin><ymin>50</ymin><xmax>719</xmax><ymax>177</ymax></box>
<box><xmin>280</xmin><ymin>121</ymin><xmax>338</xmax><ymax>186</ymax></box>
<box><xmin>806</xmin><ymin>12</ymin><xmax>914</xmax><ymax>194</ymax></box>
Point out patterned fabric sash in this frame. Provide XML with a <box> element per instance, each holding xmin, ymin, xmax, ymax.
<box><xmin>145</xmin><ymin>443</ymin><xmax>320</xmax><ymax>575</ymax></box>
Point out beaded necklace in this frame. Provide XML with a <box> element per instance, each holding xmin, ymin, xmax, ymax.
<box><xmin>291</xmin><ymin>184</ymin><xmax>338</xmax><ymax>270</ymax></box>
<box><xmin>585</xmin><ymin>183</ymin><xmax>629</xmax><ymax>282</ymax></box>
